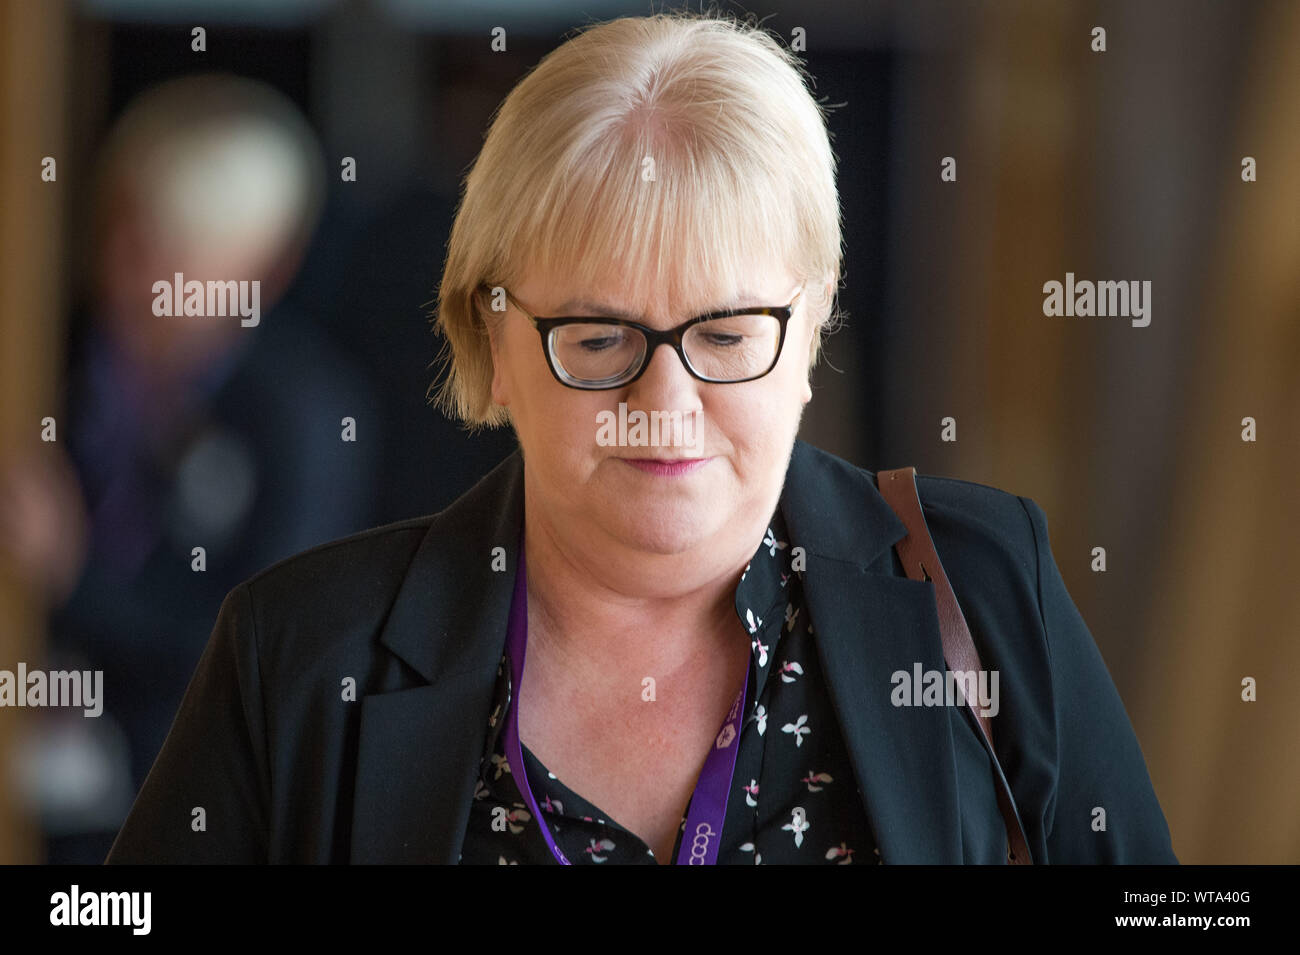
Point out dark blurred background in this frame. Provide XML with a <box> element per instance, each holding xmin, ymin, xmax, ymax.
<box><xmin>0</xmin><ymin>0</ymin><xmax>1296</xmax><ymax>864</ymax></box>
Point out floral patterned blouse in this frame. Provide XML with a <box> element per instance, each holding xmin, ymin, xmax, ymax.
<box><xmin>459</xmin><ymin>506</ymin><xmax>882</xmax><ymax>864</ymax></box>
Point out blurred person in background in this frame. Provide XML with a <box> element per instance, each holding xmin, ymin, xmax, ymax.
<box><xmin>0</xmin><ymin>74</ymin><xmax>380</xmax><ymax>862</ymax></box>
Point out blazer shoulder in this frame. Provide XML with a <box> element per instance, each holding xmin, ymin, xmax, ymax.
<box><xmin>210</xmin><ymin>449</ymin><xmax>523</xmax><ymax>692</ymax></box>
<box><xmin>784</xmin><ymin>442</ymin><xmax>1040</xmax><ymax>576</ymax></box>
<box><xmin>240</xmin><ymin>514</ymin><xmax>434</xmax><ymax>612</ymax></box>
<box><xmin>905</xmin><ymin>471</ymin><xmax>1045</xmax><ymax>641</ymax></box>
<box><xmin>217</xmin><ymin>514</ymin><xmax>440</xmax><ymax>680</ymax></box>
<box><xmin>904</xmin><ymin>467</ymin><xmax>1051</xmax><ymax>569</ymax></box>
<box><xmin>794</xmin><ymin>439</ymin><xmax>1033</xmax><ymax>545</ymax></box>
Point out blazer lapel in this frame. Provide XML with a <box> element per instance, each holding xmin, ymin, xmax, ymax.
<box><xmin>781</xmin><ymin>441</ymin><xmax>965</xmax><ymax>863</ymax></box>
<box><xmin>349</xmin><ymin>440</ymin><xmax>964</xmax><ymax>863</ymax></box>
<box><xmin>351</xmin><ymin>449</ymin><xmax>526</xmax><ymax>863</ymax></box>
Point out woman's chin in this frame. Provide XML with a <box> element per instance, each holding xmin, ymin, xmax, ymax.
<box><xmin>606</xmin><ymin>510</ymin><xmax>720</xmax><ymax>556</ymax></box>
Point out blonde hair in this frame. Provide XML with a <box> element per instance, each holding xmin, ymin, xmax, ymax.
<box><xmin>433</xmin><ymin>9</ymin><xmax>844</xmax><ymax>429</ymax></box>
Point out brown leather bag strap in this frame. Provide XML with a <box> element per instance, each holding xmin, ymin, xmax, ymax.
<box><xmin>877</xmin><ymin>466</ymin><xmax>1034</xmax><ymax>865</ymax></box>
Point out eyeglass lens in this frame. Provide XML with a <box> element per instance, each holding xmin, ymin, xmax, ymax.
<box><xmin>549</xmin><ymin>313</ymin><xmax>781</xmax><ymax>384</ymax></box>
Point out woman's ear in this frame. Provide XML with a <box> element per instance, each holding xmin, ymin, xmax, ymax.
<box><xmin>799</xmin><ymin>278</ymin><xmax>831</xmax><ymax>405</ymax></box>
<box><xmin>483</xmin><ymin>293</ymin><xmax>511</xmax><ymax>409</ymax></box>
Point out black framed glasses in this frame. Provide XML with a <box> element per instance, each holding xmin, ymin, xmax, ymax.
<box><xmin>479</xmin><ymin>283</ymin><xmax>804</xmax><ymax>390</ymax></box>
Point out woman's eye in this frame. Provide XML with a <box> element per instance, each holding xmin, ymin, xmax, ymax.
<box><xmin>578</xmin><ymin>334</ymin><xmax>622</xmax><ymax>352</ymax></box>
<box><xmin>701</xmin><ymin>332</ymin><xmax>744</xmax><ymax>347</ymax></box>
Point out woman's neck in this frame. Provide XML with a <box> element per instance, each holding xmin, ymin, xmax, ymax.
<box><xmin>520</xmin><ymin>493</ymin><xmax>765</xmax><ymax>679</ymax></box>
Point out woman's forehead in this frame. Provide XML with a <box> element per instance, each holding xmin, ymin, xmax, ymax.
<box><xmin>518</xmin><ymin>258</ymin><xmax>795</xmax><ymax>316</ymax></box>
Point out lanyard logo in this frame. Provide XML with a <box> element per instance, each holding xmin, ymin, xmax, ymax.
<box><xmin>689</xmin><ymin>823</ymin><xmax>717</xmax><ymax>864</ymax></box>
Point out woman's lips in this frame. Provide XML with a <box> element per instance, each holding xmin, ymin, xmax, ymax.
<box><xmin>620</xmin><ymin>457</ymin><xmax>712</xmax><ymax>476</ymax></box>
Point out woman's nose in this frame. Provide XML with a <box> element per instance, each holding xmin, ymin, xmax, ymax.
<box><xmin>625</xmin><ymin>342</ymin><xmax>702</xmax><ymax>411</ymax></box>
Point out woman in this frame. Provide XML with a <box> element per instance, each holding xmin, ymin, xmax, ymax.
<box><xmin>107</xmin><ymin>11</ymin><xmax>1176</xmax><ymax>864</ymax></box>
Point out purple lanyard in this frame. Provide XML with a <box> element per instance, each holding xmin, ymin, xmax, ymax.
<box><xmin>500</xmin><ymin>540</ymin><xmax>750</xmax><ymax>865</ymax></box>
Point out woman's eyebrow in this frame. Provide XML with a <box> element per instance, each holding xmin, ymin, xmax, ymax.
<box><xmin>551</xmin><ymin>298</ymin><xmax>638</xmax><ymax>317</ymax></box>
<box><xmin>551</xmin><ymin>292</ymin><xmax>766</xmax><ymax>318</ymax></box>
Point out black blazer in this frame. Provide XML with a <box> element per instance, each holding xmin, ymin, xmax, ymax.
<box><xmin>106</xmin><ymin>440</ymin><xmax>1177</xmax><ymax>864</ymax></box>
